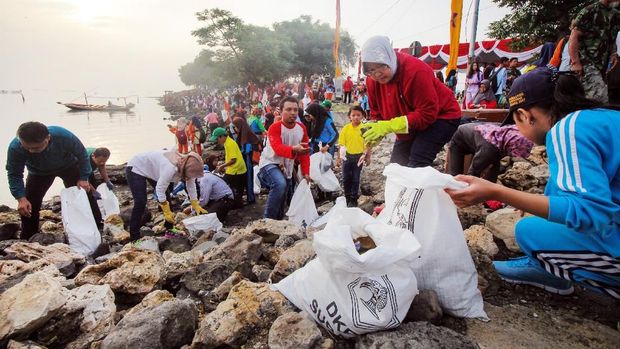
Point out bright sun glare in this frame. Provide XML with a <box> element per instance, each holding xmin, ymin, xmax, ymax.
<box><xmin>69</xmin><ymin>1</ymin><xmax>109</xmax><ymax>24</ymax></box>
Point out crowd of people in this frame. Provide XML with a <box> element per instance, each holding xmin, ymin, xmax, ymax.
<box><xmin>5</xmin><ymin>0</ymin><xmax>619</xmax><ymax>303</ymax></box>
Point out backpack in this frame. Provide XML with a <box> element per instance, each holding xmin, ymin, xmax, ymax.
<box><xmin>489</xmin><ymin>67</ymin><xmax>505</xmax><ymax>94</ymax></box>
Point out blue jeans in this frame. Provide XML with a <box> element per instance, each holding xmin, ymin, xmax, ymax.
<box><xmin>391</xmin><ymin>118</ymin><xmax>460</xmax><ymax>168</ymax></box>
<box><xmin>258</xmin><ymin>164</ymin><xmax>293</xmax><ymax>220</ymax></box>
<box><xmin>243</xmin><ymin>152</ymin><xmax>255</xmax><ymax>204</ymax></box>
<box><xmin>343</xmin><ymin>154</ymin><xmax>363</xmax><ymax>200</ymax></box>
<box><xmin>126</xmin><ymin>166</ymin><xmax>171</xmax><ymax>240</ymax></box>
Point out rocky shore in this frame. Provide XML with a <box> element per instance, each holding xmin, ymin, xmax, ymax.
<box><xmin>1</xmin><ymin>114</ymin><xmax>619</xmax><ymax>348</ymax></box>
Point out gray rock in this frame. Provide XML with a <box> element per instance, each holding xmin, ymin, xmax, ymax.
<box><xmin>132</xmin><ymin>236</ymin><xmax>160</xmax><ymax>253</ymax></box>
<box><xmin>94</xmin><ymin>252</ymin><xmax>117</xmax><ymax>264</ymax></box>
<box><xmin>101</xmin><ymin>297</ymin><xmax>197</xmax><ymax>349</ymax></box>
<box><xmin>485</xmin><ymin>207</ymin><xmax>527</xmax><ymax>252</ymax></box>
<box><xmin>139</xmin><ymin>226</ymin><xmax>156</xmax><ymax>237</ymax></box>
<box><xmin>274</xmin><ymin>235</ymin><xmax>296</xmax><ymax>249</ymax></box>
<box><xmin>7</xmin><ymin>340</ymin><xmax>47</xmax><ymax>349</ymax></box>
<box><xmin>355</xmin><ymin>321</ymin><xmax>479</xmax><ymax>349</ymax></box>
<box><xmin>159</xmin><ymin>236</ymin><xmax>191</xmax><ymax>253</ymax></box>
<box><xmin>268</xmin><ymin>312</ymin><xmax>323</xmax><ymax>349</ymax></box>
<box><xmin>245</xmin><ymin>219</ymin><xmax>304</xmax><ymax>243</ymax></box>
<box><xmin>28</xmin><ymin>233</ymin><xmax>62</xmax><ymax>246</ymax></box>
<box><xmin>252</xmin><ymin>264</ymin><xmax>272</xmax><ymax>282</ymax></box>
<box><xmin>212</xmin><ymin>231</ymin><xmax>230</xmax><ymax>244</ymax></box>
<box><xmin>0</xmin><ymin>223</ymin><xmax>19</xmax><ymax>241</ymax></box>
<box><xmin>191</xmin><ymin>241</ymin><xmax>218</xmax><ymax>255</ymax></box>
<box><xmin>3</xmin><ymin>242</ymin><xmax>85</xmax><ymax>277</ymax></box>
<box><xmin>270</xmin><ymin>240</ymin><xmax>315</xmax><ymax>283</ymax></box>
<box><xmin>180</xmin><ymin>260</ymin><xmax>234</xmax><ymax>296</ymax></box>
<box><xmin>405</xmin><ymin>290</ymin><xmax>443</xmax><ymax>323</ymax></box>
<box><xmin>203</xmin><ymin>231</ymin><xmax>263</xmax><ymax>277</ymax></box>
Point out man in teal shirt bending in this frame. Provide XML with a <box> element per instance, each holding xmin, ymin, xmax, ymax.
<box><xmin>6</xmin><ymin>121</ymin><xmax>98</xmax><ymax>239</ymax></box>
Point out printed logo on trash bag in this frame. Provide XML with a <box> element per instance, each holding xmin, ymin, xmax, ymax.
<box><xmin>387</xmin><ymin>187</ymin><xmax>423</xmax><ymax>233</ymax></box>
<box><xmin>348</xmin><ymin>275</ymin><xmax>401</xmax><ymax>331</ymax></box>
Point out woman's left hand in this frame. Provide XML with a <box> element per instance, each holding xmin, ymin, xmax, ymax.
<box><xmin>444</xmin><ymin>175</ymin><xmax>499</xmax><ymax>208</ymax></box>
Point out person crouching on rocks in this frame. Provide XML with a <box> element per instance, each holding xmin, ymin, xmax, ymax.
<box><xmin>446</xmin><ymin>67</ymin><xmax>620</xmax><ymax>298</ymax></box>
<box><xmin>126</xmin><ymin>150</ymin><xmax>207</xmax><ymax>241</ymax></box>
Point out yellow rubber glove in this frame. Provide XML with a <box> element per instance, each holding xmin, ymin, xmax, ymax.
<box><xmin>160</xmin><ymin>201</ymin><xmax>174</xmax><ymax>224</ymax></box>
<box><xmin>191</xmin><ymin>199</ymin><xmax>208</xmax><ymax>215</ymax></box>
<box><xmin>361</xmin><ymin>116</ymin><xmax>409</xmax><ymax>145</ymax></box>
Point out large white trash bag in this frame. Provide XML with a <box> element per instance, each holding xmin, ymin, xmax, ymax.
<box><xmin>61</xmin><ymin>187</ymin><xmax>101</xmax><ymax>256</ymax></box>
<box><xmin>182</xmin><ymin>213</ymin><xmax>223</xmax><ymax>237</ymax></box>
<box><xmin>377</xmin><ymin>164</ymin><xmax>488</xmax><ymax>319</ymax></box>
<box><xmin>286</xmin><ymin>179</ymin><xmax>319</xmax><ymax>227</ymax></box>
<box><xmin>273</xmin><ymin>207</ymin><xmax>421</xmax><ymax>337</ymax></box>
<box><xmin>96</xmin><ymin>183</ymin><xmax>120</xmax><ymax>219</ymax></box>
<box><xmin>253</xmin><ymin>165</ymin><xmax>261</xmax><ymax>195</ymax></box>
<box><xmin>310</xmin><ymin>196</ymin><xmax>347</xmax><ymax>228</ymax></box>
<box><xmin>309</xmin><ymin>152</ymin><xmax>341</xmax><ymax>192</ymax></box>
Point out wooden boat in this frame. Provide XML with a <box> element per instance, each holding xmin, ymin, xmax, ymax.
<box><xmin>58</xmin><ymin>102</ymin><xmax>135</xmax><ymax>112</ymax></box>
<box><xmin>461</xmin><ymin>108</ymin><xmax>509</xmax><ymax>123</ymax></box>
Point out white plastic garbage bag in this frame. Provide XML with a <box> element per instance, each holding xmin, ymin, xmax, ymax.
<box><xmin>377</xmin><ymin>164</ymin><xmax>488</xmax><ymax>320</ymax></box>
<box><xmin>182</xmin><ymin>213</ymin><xmax>223</xmax><ymax>237</ymax></box>
<box><xmin>96</xmin><ymin>183</ymin><xmax>120</xmax><ymax>219</ymax></box>
<box><xmin>273</xmin><ymin>207</ymin><xmax>421</xmax><ymax>337</ymax></box>
<box><xmin>253</xmin><ymin>165</ymin><xmax>261</xmax><ymax>195</ymax></box>
<box><xmin>61</xmin><ymin>187</ymin><xmax>101</xmax><ymax>256</ymax></box>
<box><xmin>310</xmin><ymin>196</ymin><xmax>347</xmax><ymax>228</ymax></box>
<box><xmin>286</xmin><ymin>179</ymin><xmax>319</xmax><ymax>227</ymax></box>
<box><xmin>309</xmin><ymin>152</ymin><xmax>341</xmax><ymax>192</ymax></box>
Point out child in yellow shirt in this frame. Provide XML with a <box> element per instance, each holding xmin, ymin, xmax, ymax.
<box><xmin>211</xmin><ymin>127</ymin><xmax>247</xmax><ymax>208</ymax></box>
<box><xmin>335</xmin><ymin>106</ymin><xmax>371</xmax><ymax>207</ymax></box>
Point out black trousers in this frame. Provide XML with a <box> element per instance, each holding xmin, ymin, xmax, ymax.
<box><xmin>447</xmin><ymin>123</ymin><xmax>501</xmax><ymax>182</ymax></box>
<box><xmin>343</xmin><ymin>154</ymin><xmax>363</xmax><ymax>201</ymax></box>
<box><xmin>224</xmin><ymin>173</ymin><xmax>246</xmax><ymax>209</ymax></box>
<box><xmin>206</xmin><ymin>197</ymin><xmax>235</xmax><ymax>222</ymax></box>
<box><xmin>22</xmin><ymin>165</ymin><xmax>102</xmax><ymax>240</ymax></box>
<box><xmin>390</xmin><ymin>118</ymin><xmax>460</xmax><ymax>168</ymax></box>
<box><xmin>344</xmin><ymin>91</ymin><xmax>352</xmax><ymax>104</ymax></box>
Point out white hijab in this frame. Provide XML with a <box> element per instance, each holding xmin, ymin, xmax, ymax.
<box><xmin>361</xmin><ymin>36</ymin><xmax>398</xmax><ymax>76</ymax></box>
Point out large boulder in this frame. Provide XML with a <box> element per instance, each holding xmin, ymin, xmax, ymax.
<box><xmin>405</xmin><ymin>290</ymin><xmax>443</xmax><ymax>323</ymax></box>
<box><xmin>101</xmin><ymin>298</ymin><xmax>197</xmax><ymax>349</ymax></box>
<box><xmin>485</xmin><ymin>208</ymin><xmax>528</xmax><ymax>252</ymax></box>
<box><xmin>39</xmin><ymin>221</ymin><xmax>65</xmax><ymax>242</ymax></box>
<box><xmin>0</xmin><ymin>272</ymin><xmax>67</xmax><ymax>342</ymax></box>
<box><xmin>268</xmin><ymin>312</ymin><xmax>327</xmax><ymax>349</ymax></box>
<box><xmin>203</xmin><ymin>231</ymin><xmax>263</xmax><ymax>276</ymax></box>
<box><xmin>3</xmin><ymin>242</ymin><xmax>85</xmax><ymax>276</ymax></box>
<box><xmin>355</xmin><ymin>321</ymin><xmax>479</xmax><ymax>349</ymax></box>
<box><xmin>269</xmin><ymin>240</ymin><xmax>315</xmax><ymax>283</ymax></box>
<box><xmin>244</xmin><ymin>219</ymin><xmax>305</xmax><ymax>243</ymax></box>
<box><xmin>162</xmin><ymin>250</ymin><xmax>202</xmax><ymax>288</ymax></box>
<box><xmin>0</xmin><ymin>259</ymin><xmax>62</xmax><ymax>294</ymax></box>
<box><xmin>34</xmin><ymin>284</ymin><xmax>116</xmax><ymax>349</ymax></box>
<box><xmin>74</xmin><ymin>248</ymin><xmax>164</xmax><ymax>296</ymax></box>
<box><xmin>7</xmin><ymin>340</ymin><xmax>48</xmax><ymax>349</ymax></box>
<box><xmin>191</xmin><ymin>280</ymin><xmax>294</xmax><ymax>348</ymax></box>
<box><xmin>463</xmin><ymin>225</ymin><xmax>499</xmax><ymax>257</ymax></box>
<box><xmin>0</xmin><ymin>211</ymin><xmax>21</xmax><ymax>241</ymax></box>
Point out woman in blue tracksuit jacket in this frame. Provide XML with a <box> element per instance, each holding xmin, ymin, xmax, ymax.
<box><xmin>446</xmin><ymin>67</ymin><xmax>620</xmax><ymax>299</ymax></box>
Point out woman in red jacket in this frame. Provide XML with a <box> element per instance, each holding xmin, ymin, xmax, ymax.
<box><xmin>361</xmin><ymin>36</ymin><xmax>462</xmax><ymax>167</ymax></box>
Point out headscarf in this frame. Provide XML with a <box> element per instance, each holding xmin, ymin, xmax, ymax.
<box><xmin>361</xmin><ymin>36</ymin><xmax>398</xmax><ymax>76</ymax></box>
<box><xmin>190</xmin><ymin>116</ymin><xmax>203</xmax><ymax>129</ymax></box>
<box><xmin>163</xmin><ymin>151</ymin><xmax>204</xmax><ymax>180</ymax></box>
<box><xmin>304</xmin><ymin>103</ymin><xmax>330</xmax><ymax>139</ymax></box>
<box><xmin>232</xmin><ymin>117</ymin><xmax>259</xmax><ymax>146</ymax></box>
<box><xmin>472</xmin><ymin>80</ymin><xmax>496</xmax><ymax>105</ymax></box>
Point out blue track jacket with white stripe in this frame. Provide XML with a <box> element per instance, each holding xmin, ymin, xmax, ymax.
<box><xmin>545</xmin><ymin>109</ymin><xmax>620</xmax><ymax>237</ymax></box>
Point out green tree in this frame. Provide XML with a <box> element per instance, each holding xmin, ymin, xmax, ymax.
<box><xmin>488</xmin><ymin>0</ymin><xmax>588</xmax><ymax>49</ymax></box>
<box><xmin>273</xmin><ymin>15</ymin><xmax>357</xmax><ymax>82</ymax></box>
<box><xmin>192</xmin><ymin>9</ymin><xmax>243</xmax><ymax>60</ymax></box>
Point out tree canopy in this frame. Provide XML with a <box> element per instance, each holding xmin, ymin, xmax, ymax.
<box><xmin>179</xmin><ymin>8</ymin><xmax>356</xmax><ymax>88</ymax></box>
<box><xmin>488</xmin><ymin>0</ymin><xmax>588</xmax><ymax>49</ymax></box>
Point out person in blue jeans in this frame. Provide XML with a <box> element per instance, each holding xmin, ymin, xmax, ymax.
<box><xmin>257</xmin><ymin>97</ymin><xmax>311</xmax><ymax>219</ymax></box>
<box><xmin>446</xmin><ymin>67</ymin><xmax>620</xmax><ymax>299</ymax></box>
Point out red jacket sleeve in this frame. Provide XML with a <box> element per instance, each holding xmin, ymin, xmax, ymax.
<box><xmin>401</xmin><ymin>65</ymin><xmax>440</xmax><ymax>130</ymax></box>
<box><xmin>268</xmin><ymin>123</ymin><xmax>294</xmax><ymax>159</ymax></box>
<box><xmin>297</xmin><ymin>123</ymin><xmax>311</xmax><ymax>176</ymax></box>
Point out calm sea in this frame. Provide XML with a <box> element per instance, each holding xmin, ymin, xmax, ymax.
<box><xmin>0</xmin><ymin>90</ymin><xmax>176</xmax><ymax>205</ymax></box>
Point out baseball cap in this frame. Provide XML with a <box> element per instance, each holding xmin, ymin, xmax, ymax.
<box><xmin>209</xmin><ymin>127</ymin><xmax>227</xmax><ymax>142</ymax></box>
<box><xmin>502</xmin><ymin>67</ymin><xmax>555</xmax><ymax>125</ymax></box>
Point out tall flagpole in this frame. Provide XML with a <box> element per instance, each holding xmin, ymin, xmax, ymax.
<box><xmin>448</xmin><ymin>0</ymin><xmax>464</xmax><ymax>72</ymax></box>
<box><xmin>468</xmin><ymin>0</ymin><xmax>480</xmax><ymax>65</ymax></box>
<box><xmin>334</xmin><ymin>0</ymin><xmax>342</xmax><ymax>78</ymax></box>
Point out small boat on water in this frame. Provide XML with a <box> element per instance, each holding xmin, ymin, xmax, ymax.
<box><xmin>58</xmin><ymin>102</ymin><xmax>135</xmax><ymax>112</ymax></box>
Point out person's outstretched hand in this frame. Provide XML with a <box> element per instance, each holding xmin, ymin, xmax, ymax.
<box><xmin>444</xmin><ymin>175</ymin><xmax>498</xmax><ymax>208</ymax></box>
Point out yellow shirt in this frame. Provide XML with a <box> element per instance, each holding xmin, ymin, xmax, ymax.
<box><xmin>338</xmin><ymin>123</ymin><xmax>365</xmax><ymax>155</ymax></box>
<box><xmin>224</xmin><ymin>137</ymin><xmax>247</xmax><ymax>175</ymax></box>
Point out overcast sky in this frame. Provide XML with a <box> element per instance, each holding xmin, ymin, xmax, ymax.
<box><xmin>0</xmin><ymin>0</ymin><xmax>509</xmax><ymax>96</ymax></box>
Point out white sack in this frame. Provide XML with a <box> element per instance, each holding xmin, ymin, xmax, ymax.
<box><xmin>61</xmin><ymin>187</ymin><xmax>101</xmax><ymax>256</ymax></box>
<box><xmin>274</xmin><ymin>207</ymin><xmax>421</xmax><ymax>337</ymax></box>
<box><xmin>377</xmin><ymin>164</ymin><xmax>487</xmax><ymax>320</ymax></box>
<box><xmin>309</xmin><ymin>196</ymin><xmax>346</xmax><ymax>228</ymax></box>
<box><xmin>286</xmin><ymin>179</ymin><xmax>319</xmax><ymax>227</ymax></box>
<box><xmin>96</xmin><ymin>183</ymin><xmax>120</xmax><ymax>219</ymax></box>
<box><xmin>253</xmin><ymin>165</ymin><xmax>261</xmax><ymax>195</ymax></box>
<box><xmin>182</xmin><ymin>213</ymin><xmax>223</xmax><ymax>237</ymax></box>
<box><xmin>309</xmin><ymin>152</ymin><xmax>341</xmax><ymax>192</ymax></box>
